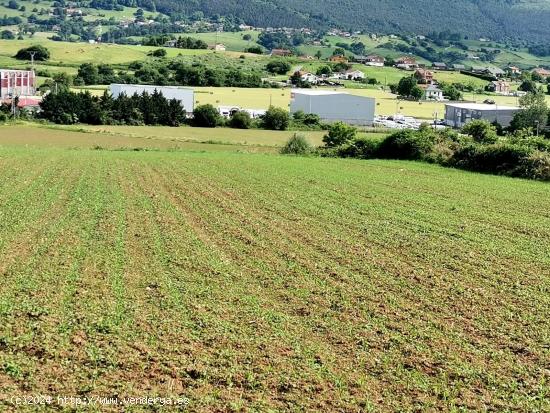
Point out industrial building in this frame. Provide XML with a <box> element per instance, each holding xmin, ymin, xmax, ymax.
<box><xmin>290</xmin><ymin>90</ymin><xmax>376</xmax><ymax>126</ymax></box>
<box><xmin>110</xmin><ymin>84</ymin><xmax>195</xmax><ymax>113</ymax></box>
<box><xmin>444</xmin><ymin>102</ymin><xmax>521</xmax><ymax>128</ymax></box>
<box><xmin>0</xmin><ymin>69</ymin><xmax>37</xmax><ymax>98</ymax></box>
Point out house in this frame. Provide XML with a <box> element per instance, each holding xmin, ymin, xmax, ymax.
<box><xmin>432</xmin><ymin>62</ymin><xmax>447</xmax><ymax>70</ymax></box>
<box><xmin>363</xmin><ymin>55</ymin><xmax>385</xmax><ymax>67</ymax></box>
<box><xmin>0</xmin><ymin>69</ymin><xmax>37</xmax><ymax>98</ymax></box>
<box><xmin>414</xmin><ymin>68</ymin><xmax>434</xmax><ymax>84</ymax></box>
<box><xmin>270</xmin><ymin>49</ymin><xmax>292</xmax><ymax>57</ymax></box>
<box><xmin>452</xmin><ymin>64</ymin><xmax>466</xmax><ymax>71</ymax></box>
<box><xmin>329</xmin><ymin>55</ymin><xmax>348</xmax><ymax>63</ymax></box>
<box><xmin>395</xmin><ymin>56</ymin><xmax>418</xmax><ymax>70</ymax></box>
<box><xmin>487</xmin><ymin>80</ymin><xmax>510</xmax><ymax>95</ymax></box>
<box><xmin>471</xmin><ymin>66</ymin><xmax>505</xmax><ymax>78</ymax></box>
<box><xmin>164</xmin><ymin>39</ymin><xmax>177</xmax><ymax>48</ymax></box>
<box><xmin>290</xmin><ymin>89</ymin><xmax>375</xmax><ymax>126</ymax></box>
<box><xmin>295</xmin><ymin>71</ymin><xmax>319</xmax><ymax>84</ymax></box>
<box><xmin>444</xmin><ymin>103</ymin><xmax>520</xmax><ymax>128</ymax></box>
<box><xmin>424</xmin><ymin>84</ymin><xmax>444</xmax><ymax>101</ymax></box>
<box><xmin>507</xmin><ymin>66</ymin><xmax>521</xmax><ymax>75</ymax></box>
<box><xmin>341</xmin><ymin>69</ymin><xmax>365</xmax><ymax>80</ymax></box>
<box><xmin>208</xmin><ymin>43</ymin><xmax>226</xmax><ymax>51</ymax></box>
<box><xmin>532</xmin><ymin>68</ymin><xmax>550</xmax><ymax>79</ymax></box>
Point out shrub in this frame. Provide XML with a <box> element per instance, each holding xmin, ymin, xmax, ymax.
<box><xmin>192</xmin><ymin>104</ymin><xmax>222</xmax><ymax>128</ymax></box>
<box><xmin>148</xmin><ymin>49</ymin><xmax>167</xmax><ymax>57</ymax></box>
<box><xmin>337</xmin><ymin>136</ymin><xmax>381</xmax><ymax>159</ymax></box>
<box><xmin>266</xmin><ymin>61</ymin><xmax>291</xmax><ymax>75</ymax></box>
<box><xmin>518</xmin><ymin>151</ymin><xmax>550</xmax><ymax>181</ymax></box>
<box><xmin>377</xmin><ymin>129</ymin><xmax>436</xmax><ymax>160</ymax></box>
<box><xmin>262</xmin><ymin>106</ymin><xmax>289</xmax><ymax>130</ymax></box>
<box><xmin>280</xmin><ymin>134</ymin><xmax>313</xmax><ymax>155</ymax></box>
<box><xmin>322</xmin><ymin>122</ymin><xmax>357</xmax><ymax>147</ymax></box>
<box><xmin>462</xmin><ymin>120</ymin><xmax>498</xmax><ymax>144</ymax></box>
<box><xmin>14</xmin><ymin>45</ymin><xmax>50</xmax><ymax>61</ymax></box>
<box><xmin>449</xmin><ymin>143</ymin><xmax>533</xmax><ymax>176</ymax></box>
<box><xmin>229</xmin><ymin>111</ymin><xmax>252</xmax><ymax>129</ymax></box>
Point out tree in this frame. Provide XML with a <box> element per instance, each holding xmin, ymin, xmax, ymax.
<box><xmin>77</xmin><ymin>63</ymin><xmax>100</xmax><ymax>85</ymax></box>
<box><xmin>262</xmin><ymin>106</ymin><xmax>289</xmax><ymax>130</ymax></box>
<box><xmin>242</xmin><ymin>33</ymin><xmax>252</xmax><ymax>41</ymax></box>
<box><xmin>462</xmin><ymin>120</ymin><xmax>498</xmax><ymax>144</ymax></box>
<box><xmin>14</xmin><ymin>45</ymin><xmax>50</xmax><ymax>61</ymax></box>
<box><xmin>1</xmin><ymin>30</ymin><xmax>15</xmax><ymax>40</ymax></box>
<box><xmin>519</xmin><ymin>79</ymin><xmax>539</xmax><ymax>93</ymax></box>
<box><xmin>245</xmin><ymin>46</ymin><xmax>263</xmax><ymax>54</ymax></box>
<box><xmin>314</xmin><ymin>50</ymin><xmax>322</xmax><ymax>60</ymax></box>
<box><xmin>7</xmin><ymin>0</ymin><xmax>18</xmax><ymax>9</ymax></box>
<box><xmin>316</xmin><ymin>65</ymin><xmax>332</xmax><ymax>76</ymax></box>
<box><xmin>410</xmin><ymin>85</ymin><xmax>424</xmax><ymax>101</ymax></box>
<box><xmin>322</xmin><ymin>122</ymin><xmax>357</xmax><ymax>147</ymax></box>
<box><xmin>332</xmin><ymin>47</ymin><xmax>346</xmax><ymax>56</ymax></box>
<box><xmin>350</xmin><ymin>41</ymin><xmax>366</xmax><ymax>55</ymax></box>
<box><xmin>192</xmin><ymin>104</ymin><xmax>221</xmax><ymax>127</ymax></box>
<box><xmin>396</xmin><ymin>76</ymin><xmax>417</xmax><ymax>97</ymax></box>
<box><xmin>509</xmin><ymin>91</ymin><xmax>549</xmax><ymax>132</ymax></box>
<box><xmin>229</xmin><ymin>111</ymin><xmax>252</xmax><ymax>129</ymax></box>
<box><xmin>266</xmin><ymin>60</ymin><xmax>291</xmax><ymax>75</ymax></box>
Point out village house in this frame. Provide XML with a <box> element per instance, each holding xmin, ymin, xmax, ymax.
<box><xmin>507</xmin><ymin>66</ymin><xmax>521</xmax><ymax>76</ymax></box>
<box><xmin>329</xmin><ymin>55</ymin><xmax>349</xmax><ymax>63</ymax></box>
<box><xmin>432</xmin><ymin>62</ymin><xmax>447</xmax><ymax>70</ymax></box>
<box><xmin>270</xmin><ymin>49</ymin><xmax>293</xmax><ymax>57</ymax></box>
<box><xmin>363</xmin><ymin>55</ymin><xmax>385</xmax><ymax>67</ymax></box>
<box><xmin>337</xmin><ymin>69</ymin><xmax>365</xmax><ymax>80</ymax></box>
<box><xmin>532</xmin><ymin>67</ymin><xmax>550</xmax><ymax>79</ymax></box>
<box><xmin>488</xmin><ymin>80</ymin><xmax>511</xmax><ymax>95</ymax></box>
<box><xmin>296</xmin><ymin>71</ymin><xmax>320</xmax><ymax>84</ymax></box>
<box><xmin>0</xmin><ymin>69</ymin><xmax>37</xmax><ymax>98</ymax></box>
<box><xmin>395</xmin><ymin>56</ymin><xmax>418</xmax><ymax>70</ymax></box>
<box><xmin>414</xmin><ymin>68</ymin><xmax>434</xmax><ymax>84</ymax></box>
<box><xmin>452</xmin><ymin>64</ymin><xmax>466</xmax><ymax>71</ymax></box>
<box><xmin>423</xmin><ymin>84</ymin><xmax>444</xmax><ymax>101</ymax></box>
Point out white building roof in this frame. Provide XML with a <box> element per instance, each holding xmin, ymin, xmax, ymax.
<box><xmin>110</xmin><ymin>84</ymin><xmax>193</xmax><ymax>91</ymax></box>
<box><xmin>445</xmin><ymin>103</ymin><xmax>520</xmax><ymax>111</ymax></box>
<box><xmin>291</xmin><ymin>89</ymin><xmax>346</xmax><ymax>96</ymax></box>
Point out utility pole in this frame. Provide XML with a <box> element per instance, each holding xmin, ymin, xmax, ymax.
<box><xmin>30</xmin><ymin>51</ymin><xmax>36</xmax><ymax>70</ymax></box>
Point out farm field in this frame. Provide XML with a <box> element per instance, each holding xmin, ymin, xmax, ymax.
<box><xmin>0</xmin><ymin>134</ymin><xmax>549</xmax><ymax>411</ymax></box>
<box><xmin>0</xmin><ymin>124</ymin><xmax>320</xmax><ymax>151</ymax></box>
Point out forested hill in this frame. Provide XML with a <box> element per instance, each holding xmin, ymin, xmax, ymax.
<box><xmin>152</xmin><ymin>0</ymin><xmax>550</xmax><ymax>42</ymax></box>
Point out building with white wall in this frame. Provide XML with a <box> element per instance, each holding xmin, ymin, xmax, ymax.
<box><xmin>445</xmin><ymin>103</ymin><xmax>521</xmax><ymax>128</ymax></box>
<box><xmin>0</xmin><ymin>69</ymin><xmax>36</xmax><ymax>98</ymax></box>
<box><xmin>290</xmin><ymin>90</ymin><xmax>375</xmax><ymax>126</ymax></box>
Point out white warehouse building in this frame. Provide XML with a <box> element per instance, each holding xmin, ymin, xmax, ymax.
<box><xmin>110</xmin><ymin>84</ymin><xmax>195</xmax><ymax>113</ymax></box>
<box><xmin>445</xmin><ymin>102</ymin><xmax>521</xmax><ymax>128</ymax></box>
<box><xmin>290</xmin><ymin>90</ymin><xmax>375</xmax><ymax>126</ymax></box>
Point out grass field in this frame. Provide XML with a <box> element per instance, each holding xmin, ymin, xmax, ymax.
<box><xmin>0</xmin><ymin>129</ymin><xmax>549</xmax><ymax>411</ymax></box>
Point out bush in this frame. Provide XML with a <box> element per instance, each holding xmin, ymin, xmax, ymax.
<box><xmin>192</xmin><ymin>104</ymin><xmax>222</xmax><ymax>128</ymax></box>
<box><xmin>280</xmin><ymin>134</ymin><xmax>312</xmax><ymax>155</ymax></box>
<box><xmin>449</xmin><ymin>143</ymin><xmax>534</xmax><ymax>176</ymax></box>
<box><xmin>322</xmin><ymin>122</ymin><xmax>357</xmax><ymax>147</ymax></box>
<box><xmin>337</xmin><ymin>136</ymin><xmax>381</xmax><ymax>159</ymax></box>
<box><xmin>14</xmin><ymin>45</ymin><xmax>50</xmax><ymax>61</ymax></box>
<box><xmin>266</xmin><ymin>60</ymin><xmax>291</xmax><ymax>75</ymax></box>
<box><xmin>262</xmin><ymin>106</ymin><xmax>289</xmax><ymax>130</ymax></box>
<box><xmin>518</xmin><ymin>151</ymin><xmax>550</xmax><ymax>181</ymax></box>
<box><xmin>462</xmin><ymin>120</ymin><xmax>498</xmax><ymax>144</ymax></box>
<box><xmin>377</xmin><ymin>129</ymin><xmax>436</xmax><ymax>160</ymax></box>
<box><xmin>148</xmin><ymin>49</ymin><xmax>167</xmax><ymax>57</ymax></box>
<box><xmin>229</xmin><ymin>111</ymin><xmax>252</xmax><ymax>129</ymax></box>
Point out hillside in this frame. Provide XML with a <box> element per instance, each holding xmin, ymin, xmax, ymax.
<box><xmin>152</xmin><ymin>0</ymin><xmax>550</xmax><ymax>42</ymax></box>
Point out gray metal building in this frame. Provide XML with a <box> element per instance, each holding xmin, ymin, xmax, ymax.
<box><xmin>444</xmin><ymin>103</ymin><xmax>521</xmax><ymax>128</ymax></box>
<box><xmin>110</xmin><ymin>84</ymin><xmax>195</xmax><ymax>113</ymax></box>
<box><xmin>290</xmin><ymin>90</ymin><xmax>375</xmax><ymax>126</ymax></box>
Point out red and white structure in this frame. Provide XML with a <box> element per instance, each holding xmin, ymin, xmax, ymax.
<box><xmin>0</xmin><ymin>69</ymin><xmax>37</xmax><ymax>98</ymax></box>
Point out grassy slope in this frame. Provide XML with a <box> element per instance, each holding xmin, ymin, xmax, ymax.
<box><xmin>0</xmin><ymin>139</ymin><xmax>548</xmax><ymax>411</ymax></box>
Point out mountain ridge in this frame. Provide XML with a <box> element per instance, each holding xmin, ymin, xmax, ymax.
<box><xmin>152</xmin><ymin>0</ymin><xmax>550</xmax><ymax>43</ymax></box>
